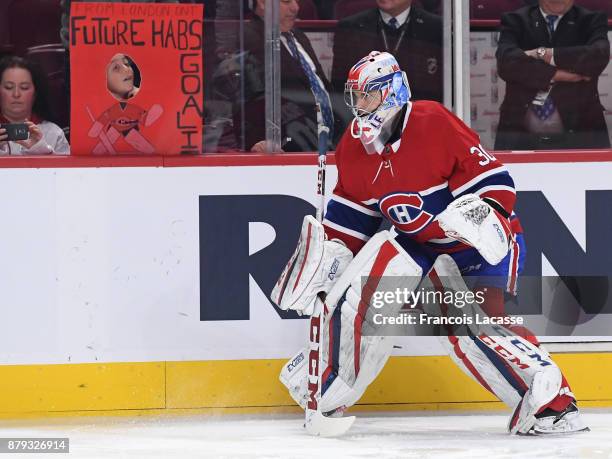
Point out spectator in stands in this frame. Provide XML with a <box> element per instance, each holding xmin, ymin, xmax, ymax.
<box><xmin>495</xmin><ymin>0</ymin><xmax>610</xmax><ymax>150</ymax></box>
<box><xmin>214</xmin><ymin>0</ymin><xmax>335</xmax><ymax>152</ymax></box>
<box><xmin>0</xmin><ymin>56</ymin><xmax>69</xmax><ymax>155</ymax></box>
<box><xmin>331</xmin><ymin>0</ymin><xmax>443</xmax><ymax>133</ymax></box>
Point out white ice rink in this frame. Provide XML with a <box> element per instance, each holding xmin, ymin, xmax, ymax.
<box><xmin>1</xmin><ymin>410</ymin><xmax>611</xmax><ymax>458</ymax></box>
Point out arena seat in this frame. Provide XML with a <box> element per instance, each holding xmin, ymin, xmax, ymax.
<box><xmin>8</xmin><ymin>0</ymin><xmax>62</xmax><ymax>57</ymax></box>
<box><xmin>25</xmin><ymin>44</ymin><xmax>69</xmax><ymax>132</ymax></box>
<box><xmin>298</xmin><ymin>0</ymin><xmax>319</xmax><ymax>20</ymax></box>
<box><xmin>470</xmin><ymin>0</ymin><xmax>525</xmax><ymax>19</ymax></box>
<box><xmin>471</xmin><ymin>0</ymin><xmax>612</xmax><ymax>20</ymax></box>
<box><xmin>332</xmin><ymin>0</ymin><xmax>442</xmax><ymax>19</ymax></box>
<box><xmin>415</xmin><ymin>0</ymin><xmax>443</xmax><ymax>15</ymax></box>
<box><xmin>334</xmin><ymin>0</ymin><xmax>377</xmax><ymax>19</ymax></box>
<box><xmin>0</xmin><ymin>2</ymin><xmax>11</xmax><ymax>56</ymax></box>
<box><xmin>575</xmin><ymin>0</ymin><xmax>612</xmax><ymax>16</ymax></box>
<box><xmin>26</xmin><ymin>44</ymin><xmax>65</xmax><ymax>76</ymax></box>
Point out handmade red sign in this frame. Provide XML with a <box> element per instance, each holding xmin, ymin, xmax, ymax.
<box><xmin>70</xmin><ymin>2</ymin><xmax>203</xmax><ymax>155</ymax></box>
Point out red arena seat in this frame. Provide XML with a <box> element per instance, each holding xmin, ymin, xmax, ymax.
<box><xmin>0</xmin><ymin>2</ymin><xmax>11</xmax><ymax>55</ymax></box>
<box><xmin>25</xmin><ymin>44</ymin><xmax>69</xmax><ymax>131</ymax></box>
<box><xmin>8</xmin><ymin>0</ymin><xmax>62</xmax><ymax>56</ymax></box>
<box><xmin>334</xmin><ymin>0</ymin><xmax>378</xmax><ymax>19</ymax></box>
<box><xmin>470</xmin><ymin>0</ymin><xmax>525</xmax><ymax>20</ymax></box>
<box><xmin>26</xmin><ymin>44</ymin><xmax>65</xmax><ymax>76</ymax></box>
<box><xmin>298</xmin><ymin>0</ymin><xmax>319</xmax><ymax>20</ymax></box>
<box><xmin>575</xmin><ymin>0</ymin><xmax>612</xmax><ymax>16</ymax></box>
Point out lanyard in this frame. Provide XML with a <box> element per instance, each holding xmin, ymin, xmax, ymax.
<box><xmin>380</xmin><ymin>16</ymin><xmax>408</xmax><ymax>55</ymax></box>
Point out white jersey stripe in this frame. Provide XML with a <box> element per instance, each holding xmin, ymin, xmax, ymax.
<box><xmin>323</xmin><ymin>219</ymin><xmax>370</xmax><ymax>241</ymax></box>
<box><xmin>428</xmin><ymin>237</ymin><xmax>457</xmax><ymax>244</ymax></box>
<box><xmin>332</xmin><ymin>194</ymin><xmax>383</xmax><ymax>217</ymax></box>
<box><xmin>475</xmin><ymin>185</ymin><xmax>516</xmax><ymax>196</ymax></box>
<box><xmin>420</xmin><ymin>182</ymin><xmax>449</xmax><ymax>196</ymax></box>
<box><xmin>451</xmin><ymin>165</ymin><xmax>508</xmax><ymax>197</ymax></box>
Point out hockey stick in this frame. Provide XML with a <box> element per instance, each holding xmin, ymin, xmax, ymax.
<box><xmin>304</xmin><ymin>125</ymin><xmax>356</xmax><ymax>437</ymax></box>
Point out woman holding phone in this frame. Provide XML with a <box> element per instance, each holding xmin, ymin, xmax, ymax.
<box><xmin>0</xmin><ymin>56</ymin><xmax>69</xmax><ymax>155</ymax></box>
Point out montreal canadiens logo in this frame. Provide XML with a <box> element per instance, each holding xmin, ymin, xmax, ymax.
<box><xmin>379</xmin><ymin>192</ymin><xmax>433</xmax><ymax>234</ymax></box>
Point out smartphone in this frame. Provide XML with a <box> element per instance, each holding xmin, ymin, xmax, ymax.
<box><xmin>0</xmin><ymin>123</ymin><xmax>29</xmax><ymax>141</ymax></box>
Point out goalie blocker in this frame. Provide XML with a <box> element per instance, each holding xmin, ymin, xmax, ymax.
<box><xmin>271</xmin><ymin>216</ymin><xmax>353</xmax><ymax>315</ymax></box>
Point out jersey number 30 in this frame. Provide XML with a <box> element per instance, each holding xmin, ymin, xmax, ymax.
<box><xmin>470</xmin><ymin>144</ymin><xmax>497</xmax><ymax>166</ymax></box>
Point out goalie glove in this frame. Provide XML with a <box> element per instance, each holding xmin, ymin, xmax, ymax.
<box><xmin>437</xmin><ymin>194</ymin><xmax>512</xmax><ymax>266</ymax></box>
<box><xmin>271</xmin><ymin>215</ymin><xmax>353</xmax><ymax>315</ymax></box>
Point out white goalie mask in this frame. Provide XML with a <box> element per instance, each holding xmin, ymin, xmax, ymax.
<box><xmin>344</xmin><ymin>51</ymin><xmax>411</xmax><ymax>154</ymax></box>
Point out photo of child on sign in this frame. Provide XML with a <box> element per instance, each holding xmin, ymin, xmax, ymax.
<box><xmin>70</xmin><ymin>2</ymin><xmax>203</xmax><ymax>155</ymax></box>
<box><xmin>87</xmin><ymin>53</ymin><xmax>163</xmax><ymax>155</ymax></box>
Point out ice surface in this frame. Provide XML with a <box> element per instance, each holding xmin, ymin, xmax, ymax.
<box><xmin>0</xmin><ymin>410</ymin><xmax>611</xmax><ymax>458</ymax></box>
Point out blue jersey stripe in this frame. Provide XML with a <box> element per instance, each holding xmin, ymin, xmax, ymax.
<box><xmin>326</xmin><ymin>198</ymin><xmax>382</xmax><ymax>238</ymax></box>
<box><xmin>455</xmin><ymin>171</ymin><xmax>515</xmax><ymax>198</ymax></box>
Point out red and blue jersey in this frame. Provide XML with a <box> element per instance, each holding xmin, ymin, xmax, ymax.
<box><xmin>320</xmin><ymin>102</ymin><xmax>530</xmax><ymax>398</ymax></box>
<box><xmin>324</xmin><ymin>100</ymin><xmax>522</xmax><ymax>255</ymax></box>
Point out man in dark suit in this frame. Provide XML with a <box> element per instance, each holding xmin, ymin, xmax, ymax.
<box><xmin>331</xmin><ymin>0</ymin><xmax>443</xmax><ymax>133</ymax></box>
<box><xmin>219</xmin><ymin>0</ymin><xmax>334</xmax><ymax>152</ymax></box>
<box><xmin>495</xmin><ymin>0</ymin><xmax>610</xmax><ymax>150</ymax></box>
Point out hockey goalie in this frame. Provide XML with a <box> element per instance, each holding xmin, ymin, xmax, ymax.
<box><xmin>271</xmin><ymin>51</ymin><xmax>588</xmax><ymax>436</ymax></box>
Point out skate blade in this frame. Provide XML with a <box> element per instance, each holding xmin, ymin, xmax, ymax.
<box><xmin>519</xmin><ymin>426</ymin><xmax>591</xmax><ymax>437</ymax></box>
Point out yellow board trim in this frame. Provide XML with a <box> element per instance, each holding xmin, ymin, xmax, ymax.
<box><xmin>0</xmin><ymin>362</ymin><xmax>165</xmax><ymax>414</ymax></box>
<box><xmin>0</xmin><ymin>354</ymin><xmax>610</xmax><ymax>419</ymax></box>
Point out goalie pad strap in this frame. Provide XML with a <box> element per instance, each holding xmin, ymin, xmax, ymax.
<box><xmin>483</xmin><ymin>196</ymin><xmax>510</xmax><ymax>219</ymax></box>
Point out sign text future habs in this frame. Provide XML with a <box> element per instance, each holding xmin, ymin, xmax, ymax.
<box><xmin>70</xmin><ymin>2</ymin><xmax>203</xmax><ymax>154</ymax></box>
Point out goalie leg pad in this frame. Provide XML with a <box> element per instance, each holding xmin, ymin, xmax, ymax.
<box><xmin>316</xmin><ymin>231</ymin><xmax>423</xmax><ymax>412</ymax></box>
<box><xmin>430</xmin><ymin>255</ymin><xmax>574</xmax><ymax>433</ymax></box>
<box><xmin>320</xmin><ymin>336</ymin><xmax>394</xmax><ymax>412</ymax></box>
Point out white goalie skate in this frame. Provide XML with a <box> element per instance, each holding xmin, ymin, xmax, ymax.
<box><xmin>531</xmin><ymin>403</ymin><xmax>590</xmax><ymax>436</ymax></box>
